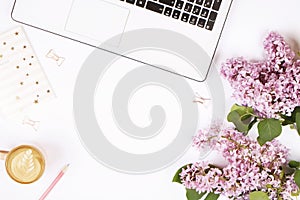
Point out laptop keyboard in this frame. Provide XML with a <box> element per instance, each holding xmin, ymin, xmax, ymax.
<box><xmin>120</xmin><ymin>0</ymin><xmax>222</xmax><ymax>31</ymax></box>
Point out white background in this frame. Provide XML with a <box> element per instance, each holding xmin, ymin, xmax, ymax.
<box><xmin>1</xmin><ymin>0</ymin><xmax>300</xmax><ymax>199</ymax></box>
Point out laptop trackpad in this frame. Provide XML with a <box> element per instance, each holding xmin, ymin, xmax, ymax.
<box><xmin>65</xmin><ymin>0</ymin><xmax>129</xmax><ymax>46</ymax></box>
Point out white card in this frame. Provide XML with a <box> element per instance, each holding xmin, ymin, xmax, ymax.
<box><xmin>0</xmin><ymin>27</ymin><xmax>55</xmax><ymax>119</ymax></box>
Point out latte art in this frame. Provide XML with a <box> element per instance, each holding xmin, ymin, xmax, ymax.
<box><xmin>5</xmin><ymin>146</ymin><xmax>45</xmax><ymax>184</ymax></box>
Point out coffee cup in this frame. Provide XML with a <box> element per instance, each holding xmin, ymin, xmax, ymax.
<box><xmin>0</xmin><ymin>145</ymin><xmax>45</xmax><ymax>184</ymax></box>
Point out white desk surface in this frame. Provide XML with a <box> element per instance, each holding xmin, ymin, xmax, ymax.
<box><xmin>1</xmin><ymin>0</ymin><xmax>300</xmax><ymax>199</ymax></box>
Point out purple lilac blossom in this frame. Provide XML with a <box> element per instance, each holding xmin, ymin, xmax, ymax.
<box><xmin>180</xmin><ymin>127</ymin><xmax>299</xmax><ymax>199</ymax></box>
<box><xmin>220</xmin><ymin>32</ymin><xmax>300</xmax><ymax>118</ymax></box>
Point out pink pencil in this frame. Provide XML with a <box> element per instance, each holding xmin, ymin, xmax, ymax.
<box><xmin>39</xmin><ymin>164</ymin><xmax>70</xmax><ymax>200</ymax></box>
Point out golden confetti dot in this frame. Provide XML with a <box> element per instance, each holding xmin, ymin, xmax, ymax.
<box><xmin>29</xmin><ymin>63</ymin><xmax>32</xmax><ymax>66</ymax></box>
<box><xmin>16</xmin><ymin>96</ymin><xmax>20</xmax><ymax>100</ymax></box>
<box><xmin>47</xmin><ymin>90</ymin><xmax>50</xmax><ymax>93</ymax></box>
<box><xmin>23</xmin><ymin>58</ymin><xmax>26</xmax><ymax>61</ymax></box>
<box><xmin>37</xmin><ymin>95</ymin><xmax>39</xmax><ymax>97</ymax></box>
<box><xmin>3</xmin><ymin>42</ymin><xmax>6</xmax><ymax>45</ymax></box>
<box><xmin>15</xmin><ymin>32</ymin><xmax>19</xmax><ymax>35</ymax></box>
<box><xmin>11</xmin><ymin>47</ymin><xmax>14</xmax><ymax>50</ymax></box>
<box><xmin>31</xmin><ymin>56</ymin><xmax>34</xmax><ymax>58</ymax></box>
<box><xmin>26</xmin><ymin>73</ymin><xmax>29</xmax><ymax>76</ymax></box>
<box><xmin>20</xmin><ymin>82</ymin><xmax>24</xmax><ymax>85</ymax></box>
<box><xmin>34</xmin><ymin>100</ymin><xmax>39</xmax><ymax>104</ymax></box>
<box><xmin>16</xmin><ymin>66</ymin><xmax>20</xmax><ymax>69</ymax></box>
<box><xmin>35</xmin><ymin>81</ymin><xmax>39</xmax><ymax>85</ymax></box>
<box><xmin>23</xmin><ymin>45</ymin><xmax>27</xmax><ymax>49</ymax></box>
<box><xmin>0</xmin><ymin>54</ymin><xmax>3</xmax><ymax>59</ymax></box>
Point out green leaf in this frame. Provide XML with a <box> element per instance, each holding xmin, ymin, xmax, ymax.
<box><xmin>230</xmin><ymin>104</ymin><xmax>254</xmax><ymax>114</ymax></box>
<box><xmin>230</xmin><ymin>104</ymin><xmax>243</xmax><ymax>112</ymax></box>
<box><xmin>294</xmin><ymin>169</ymin><xmax>300</xmax><ymax>188</ymax></box>
<box><xmin>204</xmin><ymin>192</ymin><xmax>220</xmax><ymax>200</ymax></box>
<box><xmin>289</xmin><ymin>160</ymin><xmax>300</xmax><ymax>169</ymax></box>
<box><xmin>227</xmin><ymin>110</ymin><xmax>249</xmax><ymax>133</ymax></box>
<box><xmin>295</xmin><ymin>112</ymin><xmax>300</xmax><ymax>136</ymax></box>
<box><xmin>227</xmin><ymin>104</ymin><xmax>256</xmax><ymax>133</ymax></box>
<box><xmin>249</xmin><ymin>191</ymin><xmax>270</xmax><ymax>200</ymax></box>
<box><xmin>241</xmin><ymin>113</ymin><xmax>253</xmax><ymax>121</ymax></box>
<box><xmin>292</xmin><ymin>106</ymin><xmax>300</xmax><ymax>121</ymax></box>
<box><xmin>257</xmin><ymin>137</ymin><xmax>264</xmax><ymax>146</ymax></box>
<box><xmin>186</xmin><ymin>189</ymin><xmax>206</xmax><ymax>200</ymax></box>
<box><xmin>172</xmin><ymin>164</ymin><xmax>191</xmax><ymax>184</ymax></box>
<box><xmin>257</xmin><ymin>119</ymin><xmax>282</xmax><ymax>145</ymax></box>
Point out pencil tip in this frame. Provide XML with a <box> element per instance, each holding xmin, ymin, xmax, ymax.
<box><xmin>62</xmin><ymin>164</ymin><xmax>70</xmax><ymax>173</ymax></box>
<box><xmin>66</xmin><ymin>163</ymin><xmax>70</xmax><ymax>169</ymax></box>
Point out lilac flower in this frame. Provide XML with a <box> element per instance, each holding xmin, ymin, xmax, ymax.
<box><xmin>180</xmin><ymin>161</ymin><xmax>223</xmax><ymax>194</ymax></box>
<box><xmin>179</xmin><ymin>127</ymin><xmax>299</xmax><ymax>199</ymax></box>
<box><xmin>264</xmin><ymin>32</ymin><xmax>295</xmax><ymax>66</ymax></box>
<box><xmin>221</xmin><ymin>32</ymin><xmax>300</xmax><ymax>118</ymax></box>
<box><xmin>282</xmin><ymin>175</ymin><xmax>300</xmax><ymax>199</ymax></box>
<box><xmin>192</xmin><ymin>123</ymin><xmax>222</xmax><ymax>150</ymax></box>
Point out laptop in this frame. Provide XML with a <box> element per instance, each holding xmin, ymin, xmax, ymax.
<box><xmin>11</xmin><ymin>0</ymin><xmax>233</xmax><ymax>82</ymax></box>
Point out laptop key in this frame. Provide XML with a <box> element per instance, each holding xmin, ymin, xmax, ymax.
<box><xmin>212</xmin><ymin>0</ymin><xmax>222</xmax><ymax>11</ymax></box>
<box><xmin>200</xmin><ymin>8</ymin><xmax>209</xmax><ymax>18</ymax></box>
<box><xmin>126</xmin><ymin>0</ymin><xmax>135</xmax><ymax>4</ymax></box>
<box><xmin>209</xmin><ymin>11</ymin><xmax>217</xmax><ymax>21</ymax></box>
<box><xmin>197</xmin><ymin>18</ymin><xmax>206</xmax><ymax>28</ymax></box>
<box><xmin>195</xmin><ymin>0</ymin><xmax>204</xmax><ymax>5</ymax></box>
<box><xmin>172</xmin><ymin>9</ymin><xmax>181</xmax><ymax>19</ymax></box>
<box><xmin>164</xmin><ymin>7</ymin><xmax>173</xmax><ymax>16</ymax></box>
<box><xmin>189</xmin><ymin>15</ymin><xmax>198</xmax><ymax>25</ymax></box>
<box><xmin>184</xmin><ymin>3</ymin><xmax>193</xmax><ymax>12</ymax></box>
<box><xmin>204</xmin><ymin>0</ymin><xmax>212</xmax><ymax>8</ymax></box>
<box><xmin>192</xmin><ymin>5</ymin><xmax>201</xmax><ymax>15</ymax></box>
<box><xmin>146</xmin><ymin>1</ymin><xmax>164</xmax><ymax>14</ymax></box>
<box><xmin>175</xmin><ymin>0</ymin><xmax>184</xmax><ymax>9</ymax></box>
<box><xmin>159</xmin><ymin>0</ymin><xmax>175</xmax><ymax>7</ymax></box>
<box><xmin>181</xmin><ymin>13</ymin><xmax>190</xmax><ymax>22</ymax></box>
<box><xmin>206</xmin><ymin>20</ymin><xmax>215</xmax><ymax>30</ymax></box>
<box><xmin>136</xmin><ymin>0</ymin><xmax>146</xmax><ymax>7</ymax></box>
